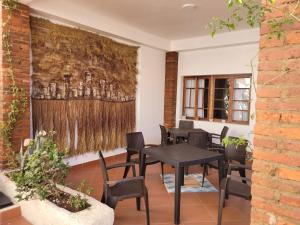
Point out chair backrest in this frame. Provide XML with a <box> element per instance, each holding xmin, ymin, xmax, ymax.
<box><xmin>98</xmin><ymin>151</ymin><xmax>109</xmax><ymax>182</ymax></box>
<box><xmin>188</xmin><ymin>131</ymin><xmax>209</xmax><ymax>149</ymax></box>
<box><xmin>220</xmin><ymin>126</ymin><xmax>229</xmax><ymax>142</ymax></box>
<box><xmin>179</xmin><ymin>120</ymin><xmax>194</xmax><ymax>129</ymax></box>
<box><xmin>126</xmin><ymin>132</ymin><xmax>145</xmax><ymax>153</ymax></box>
<box><xmin>159</xmin><ymin>125</ymin><xmax>169</xmax><ymax>146</ymax></box>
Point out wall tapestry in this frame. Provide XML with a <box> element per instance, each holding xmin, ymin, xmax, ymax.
<box><xmin>30</xmin><ymin>17</ymin><xmax>138</xmax><ymax>155</ymax></box>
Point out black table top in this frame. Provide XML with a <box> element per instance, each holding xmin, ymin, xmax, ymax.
<box><xmin>143</xmin><ymin>143</ymin><xmax>223</xmax><ymax>167</ymax></box>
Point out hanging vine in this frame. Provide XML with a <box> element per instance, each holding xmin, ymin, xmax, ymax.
<box><xmin>1</xmin><ymin>0</ymin><xmax>27</xmax><ymax>148</ymax></box>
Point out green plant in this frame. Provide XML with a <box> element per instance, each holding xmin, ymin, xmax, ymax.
<box><xmin>1</xmin><ymin>0</ymin><xmax>28</xmax><ymax>148</ymax></box>
<box><xmin>208</xmin><ymin>0</ymin><xmax>300</xmax><ymax>39</ymax></box>
<box><xmin>11</xmin><ymin>131</ymin><xmax>69</xmax><ymax>201</ymax></box>
<box><xmin>222</xmin><ymin>136</ymin><xmax>248</xmax><ymax>148</ymax></box>
<box><xmin>67</xmin><ymin>180</ymin><xmax>93</xmax><ymax>211</ymax></box>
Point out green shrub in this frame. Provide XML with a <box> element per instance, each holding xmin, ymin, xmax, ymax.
<box><xmin>10</xmin><ymin>131</ymin><xmax>91</xmax><ymax>212</ymax></box>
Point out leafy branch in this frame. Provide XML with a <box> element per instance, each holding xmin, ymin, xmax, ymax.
<box><xmin>1</xmin><ymin>0</ymin><xmax>28</xmax><ymax>148</ymax></box>
<box><xmin>208</xmin><ymin>0</ymin><xmax>300</xmax><ymax>39</ymax></box>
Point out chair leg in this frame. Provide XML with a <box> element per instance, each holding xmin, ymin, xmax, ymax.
<box><xmin>136</xmin><ymin>197</ymin><xmax>141</xmax><ymax>211</ymax></box>
<box><xmin>160</xmin><ymin>162</ymin><xmax>164</xmax><ymax>183</ymax></box>
<box><xmin>123</xmin><ymin>154</ymin><xmax>131</xmax><ymax>178</ymax></box>
<box><xmin>239</xmin><ymin>168</ymin><xmax>247</xmax><ymax>184</ymax></box>
<box><xmin>202</xmin><ymin>165</ymin><xmax>207</xmax><ymax>187</ymax></box>
<box><xmin>217</xmin><ymin>189</ymin><xmax>226</xmax><ymax>225</ymax></box>
<box><xmin>132</xmin><ymin>164</ymin><xmax>136</xmax><ymax>177</ymax></box>
<box><xmin>144</xmin><ymin>189</ymin><xmax>150</xmax><ymax>225</ymax></box>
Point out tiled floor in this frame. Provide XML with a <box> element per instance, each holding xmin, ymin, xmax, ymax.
<box><xmin>67</xmin><ymin>157</ymin><xmax>251</xmax><ymax>225</ymax></box>
<box><xmin>2</xmin><ymin>217</ymin><xmax>32</xmax><ymax>225</ymax></box>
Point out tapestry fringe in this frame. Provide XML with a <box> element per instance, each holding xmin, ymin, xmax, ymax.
<box><xmin>32</xmin><ymin>99</ymin><xmax>135</xmax><ymax>155</ymax></box>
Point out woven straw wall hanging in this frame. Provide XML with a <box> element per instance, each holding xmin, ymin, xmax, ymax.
<box><xmin>30</xmin><ymin>17</ymin><xmax>138</xmax><ymax>155</ymax></box>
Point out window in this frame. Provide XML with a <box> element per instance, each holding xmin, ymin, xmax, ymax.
<box><xmin>182</xmin><ymin>75</ymin><xmax>251</xmax><ymax>124</ymax></box>
<box><xmin>183</xmin><ymin>77</ymin><xmax>210</xmax><ymax>120</ymax></box>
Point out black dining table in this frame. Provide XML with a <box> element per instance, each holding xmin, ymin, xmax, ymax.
<box><xmin>170</xmin><ymin>128</ymin><xmax>207</xmax><ymax>144</ymax></box>
<box><xmin>140</xmin><ymin>143</ymin><xmax>224</xmax><ymax>225</ymax></box>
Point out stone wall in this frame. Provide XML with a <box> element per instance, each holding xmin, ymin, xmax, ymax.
<box><xmin>251</xmin><ymin>0</ymin><xmax>300</xmax><ymax>224</ymax></box>
<box><xmin>0</xmin><ymin>4</ymin><xmax>30</xmax><ymax>168</ymax></box>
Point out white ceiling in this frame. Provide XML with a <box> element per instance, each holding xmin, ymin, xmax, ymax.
<box><xmin>26</xmin><ymin>0</ymin><xmax>249</xmax><ymax>40</ymax></box>
<box><xmin>71</xmin><ymin>0</ymin><xmax>249</xmax><ymax>39</ymax></box>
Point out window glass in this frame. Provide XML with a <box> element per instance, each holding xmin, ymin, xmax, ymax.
<box><xmin>234</xmin><ymin>89</ymin><xmax>250</xmax><ymax>100</ymax></box>
<box><xmin>234</xmin><ymin>78</ymin><xmax>251</xmax><ymax>88</ymax></box>
<box><xmin>233</xmin><ymin>111</ymin><xmax>249</xmax><ymax>121</ymax></box>
<box><xmin>233</xmin><ymin>101</ymin><xmax>249</xmax><ymax>110</ymax></box>
<box><xmin>214</xmin><ymin>78</ymin><xmax>230</xmax><ymax>120</ymax></box>
<box><xmin>186</xmin><ymin>79</ymin><xmax>196</xmax><ymax>88</ymax></box>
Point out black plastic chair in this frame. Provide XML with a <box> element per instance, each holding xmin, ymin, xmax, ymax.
<box><xmin>123</xmin><ymin>132</ymin><xmax>164</xmax><ymax>182</ymax></box>
<box><xmin>187</xmin><ymin>131</ymin><xmax>212</xmax><ymax>186</ymax></box>
<box><xmin>218</xmin><ymin>164</ymin><xmax>252</xmax><ymax>225</ymax></box>
<box><xmin>211</xmin><ymin>126</ymin><xmax>229</xmax><ymax>148</ymax></box>
<box><xmin>159</xmin><ymin>124</ymin><xmax>173</xmax><ymax>146</ymax></box>
<box><xmin>179</xmin><ymin>120</ymin><xmax>194</xmax><ymax>129</ymax></box>
<box><xmin>98</xmin><ymin>151</ymin><xmax>150</xmax><ymax>225</ymax></box>
<box><xmin>204</xmin><ymin>137</ymin><xmax>248</xmax><ymax>185</ymax></box>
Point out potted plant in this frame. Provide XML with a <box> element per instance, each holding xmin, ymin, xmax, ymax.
<box><xmin>222</xmin><ymin>136</ymin><xmax>253</xmax><ymax>163</ymax></box>
<box><xmin>0</xmin><ymin>131</ymin><xmax>114</xmax><ymax>225</ymax></box>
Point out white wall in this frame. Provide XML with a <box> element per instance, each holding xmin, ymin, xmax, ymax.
<box><xmin>177</xmin><ymin>43</ymin><xmax>259</xmax><ymax>143</ymax></box>
<box><xmin>136</xmin><ymin>46</ymin><xmax>166</xmax><ymax>144</ymax></box>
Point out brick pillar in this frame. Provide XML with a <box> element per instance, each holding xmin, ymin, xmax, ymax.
<box><xmin>164</xmin><ymin>52</ymin><xmax>178</xmax><ymax>128</ymax></box>
<box><xmin>0</xmin><ymin>4</ymin><xmax>30</xmax><ymax>168</ymax></box>
<box><xmin>251</xmin><ymin>1</ymin><xmax>300</xmax><ymax>224</ymax></box>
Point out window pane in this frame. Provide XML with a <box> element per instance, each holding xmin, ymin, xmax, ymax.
<box><xmin>186</xmin><ymin>79</ymin><xmax>196</xmax><ymax>88</ymax></box>
<box><xmin>234</xmin><ymin>78</ymin><xmax>251</xmax><ymax>88</ymax></box>
<box><xmin>198</xmin><ymin>89</ymin><xmax>204</xmax><ymax>108</ymax></box>
<box><xmin>198</xmin><ymin>109</ymin><xmax>204</xmax><ymax>118</ymax></box>
<box><xmin>197</xmin><ymin>109</ymin><xmax>208</xmax><ymax>119</ymax></box>
<box><xmin>215</xmin><ymin>89</ymin><xmax>229</xmax><ymax>100</ymax></box>
<box><xmin>233</xmin><ymin>101</ymin><xmax>249</xmax><ymax>110</ymax></box>
<box><xmin>214</xmin><ymin>100</ymin><xmax>229</xmax><ymax>109</ymax></box>
<box><xmin>185</xmin><ymin>89</ymin><xmax>190</xmax><ymax>107</ymax></box>
<box><xmin>204</xmin><ymin>89</ymin><xmax>209</xmax><ymax>108</ymax></box>
<box><xmin>186</xmin><ymin>108</ymin><xmax>194</xmax><ymax>117</ymax></box>
<box><xmin>214</xmin><ymin>110</ymin><xmax>228</xmax><ymax>120</ymax></box>
<box><xmin>198</xmin><ymin>79</ymin><xmax>204</xmax><ymax>88</ymax></box>
<box><xmin>233</xmin><ymin>111</ymin><xmax>248</xmax><ymax>121</ymax></box>
<box><xmin>190</xmin><ymin>89</ymin><xmax>195</xmax><ymax>107</ymax></box>
<box><xmin>234</xmin><ymin>89</ymin><xmax>250</xmax><ymax>100</ymax></box>
<box><xmin>205</xmin><ymin>79</ymin><xmax>209</xmax><ymax>88</ymax></box>
<box><xmin>215</xmin><ymin>79</ymin><xmax>229</xmax><ymax>88</ymax></box>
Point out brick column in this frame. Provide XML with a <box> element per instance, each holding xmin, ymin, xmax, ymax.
<box><xmin>251</xmin><ymin>1</ymin><xmax>300</xmax><ymax>224</ymax></box>
<box><xmin>0</xmin><ymin>4</ymin><xmax>30</xmax><ymax>168</ymax></box>
<box><xmin>164</xmin><ymin>52</ymin><xmax>178</xmax><ymax>128</ymax></box>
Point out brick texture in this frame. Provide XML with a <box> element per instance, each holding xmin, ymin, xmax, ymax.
<box><xmin>251</xmin><ymin>0</ymin><xmax>300</xmax><ymax>224</ymax></box>
<box><xmin>0</xmin><ymin>4</ymin><xmax>30</xmax><ymax>169</ymax></box>
<box><xmin>164</xmin><ymin>52</ymin><xmax>178</xmax><ymax>128</ymax></box>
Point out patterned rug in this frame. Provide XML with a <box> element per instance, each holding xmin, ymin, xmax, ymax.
<box><xmin>162</xmin><ymin>173</ymin><xmax>218</xmax><ymax>193</ymax></box>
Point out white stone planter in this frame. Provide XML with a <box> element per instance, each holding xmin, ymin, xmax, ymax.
<box><xmin>0</xmin><ymin>172</ymin><xmax>114</xmax><ymax>225</ymax></box>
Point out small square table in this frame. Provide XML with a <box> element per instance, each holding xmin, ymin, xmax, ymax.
<box><xmin>140</xmin><ymin>143</ymin><xmax>224</xmax><ymax>225</ymax></box>
<box><xmin>170</xmin><ymin>128</ymin><xmax>207</xmax><ymax>144</ymax></box>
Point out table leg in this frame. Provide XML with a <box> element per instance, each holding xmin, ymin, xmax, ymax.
<box><xmin>174</xmin><ymin>166</ymin><xmax>182</xmax><ymax>224</ymax></box>
<box><xmin>180</xmin><ymin>167</ymin><xmax>185</xmax><ymax>186</ymax></box>
<box><xmin>218</xmin><ymin>159</ymin><xmax>224</xmax><ymax>186</ymax></box>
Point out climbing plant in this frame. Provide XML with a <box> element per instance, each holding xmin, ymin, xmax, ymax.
<box><xmin>1</xmin><ymin>0</ymin><xmax>27</xmax><ymax>148</ymax></box>
<box><xmin>208</xmin><ymin>0</ymin><xmax>300</xmax><ymax>39</ymax></box>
